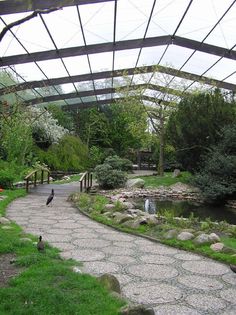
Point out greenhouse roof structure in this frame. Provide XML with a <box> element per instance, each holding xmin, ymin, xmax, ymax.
<box><xmin>1</xmin><ymin>0</ymin><xmax>236</xmax><ymax>111</ymax></box>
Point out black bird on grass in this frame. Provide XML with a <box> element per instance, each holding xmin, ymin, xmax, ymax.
<box><xmin>46</xmin><ymin>189</ymin><xmax>54</xmax><ymax>206</ymax></box>
<box><xmin>37</xmin><ymin>236</ymin><xmax>45</xmax><ymax>251</ymax></box>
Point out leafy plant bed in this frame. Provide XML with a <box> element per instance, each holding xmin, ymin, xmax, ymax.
<box><xmin>0</xmin><ymin>190</ymin><xmax>125</xmax><ymax>314</ymax></box>
<box><xmin>71</xmin><ymin>192</ymin><xmax>236</xmax><ymax>265</ymax></box>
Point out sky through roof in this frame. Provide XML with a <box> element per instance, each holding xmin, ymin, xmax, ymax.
<box><xmin>0</xmin><ymin>0</ymin><xmax>236</xmax><ymax>109</ymax></box>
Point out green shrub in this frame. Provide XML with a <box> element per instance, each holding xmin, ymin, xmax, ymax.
<box><xmin>0</xmin><ymin>169</ymin><xmax>15</xmax><ymax>188</ymax></box>
<box><xmin>94</xmin><ymin>164</ymin><xmax>127</xmax><ymax>189</ymax></box>
<box><xmin>104</xmin><ymin>155</ymin><xmax>133</xmax><ymax>171</ymax></box>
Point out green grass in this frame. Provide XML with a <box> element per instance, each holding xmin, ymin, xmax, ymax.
<box><xmin>0</xmin><ymin>189</ymin><xmax>26</xmax><ymax>216</ymax></box>
<box><xmin>0</xmin><ymin>191</ymin><xmax>125</xmax><ymax>315</ymax></box>
<box><xmin>139</xmin><ymin>171</ymin><xmax>192</xmax><ymax>187</ymax></box>
<box><xmin>54</xmin><ymin>174</ymin><xmax>81</xmax><ymax>184</ymax></box>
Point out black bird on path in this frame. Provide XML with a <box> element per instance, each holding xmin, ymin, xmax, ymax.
<box><xmin>37</xmin><ymin>236</ymin><xmax>45</xmax><ymax>251</ymax></box>
<box><xmin>46</xmin><ymin>189</ymin><xmax>54</xmax><ymax>206</ymax></box>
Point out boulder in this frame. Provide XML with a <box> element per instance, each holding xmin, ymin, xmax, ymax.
<box><xmin>194</xmin><ymin>233</ymin><xmax>210</xmax><ymax>245</ymax></box>
<box><xmin>122</xmin><ymin>201</ymin><xmax>135</xmax><ymax>209</ymax></box>
<box><xmin>145</xmin><ymin>214</ymin><xmax>160</xmax><ymax>226</ymax></box>
<box><xmin>210</xmin><ymin>243</ymin><xmax>224</xmax><ymax>252</ymax></box>
<box><xmin>127</xmin><ymin>209</ymin><xmax>143</xmax><ymax>216</ymax></box>
<box><xmin>113</xmin><ymin>212</ymin><xmax>133</xmax><ymax>224</ymax></box>
<box><xmin>104</xmin><ymin>204</ymin><xmax>116</xmax><ymax>211</ymax></box>
<box><xmin>97</xmin><ymin>273</ymin><xmax>121</xmax><ymax>294</ymax></box>
<box><xmin>119</xmin><ymin>305</ymin><xmax>155</xmax><ymax>315</ymax></box>
<box><xmin>208</xmin><ymin>233</ymin><xmax>221</xmax><ymax>243</ymax></box>
<box><xmin>172</xmin><ymin>169</ymin><xmax>181</xmax><ymax>178</ymax></box>
<box><xmin>164</xmin><ymin>229</ymin><xmax>178</xmax><ymax>239</ymax></box>
<box><xmin>126</xmin><ymin>178</ymin><xmax>145</xmax><ymax>189</ymax></box>
<box><xmin>177</xmin><ymin>231</ymin><xmax>195</xmax><ymax>241</ymax></box>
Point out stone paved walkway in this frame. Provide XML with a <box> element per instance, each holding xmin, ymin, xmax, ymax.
<box><xmin>6</xmin><ymin>183</ymin><xmax>236</xmax><ymax>315</ymax></box>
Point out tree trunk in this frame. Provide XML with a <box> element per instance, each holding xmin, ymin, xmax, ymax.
<box><xmin>158</xmin><ymin>117</ymin><xmax>164</xmax><ymax>176</ymax></box>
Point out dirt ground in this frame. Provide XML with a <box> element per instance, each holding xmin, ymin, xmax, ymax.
<box><xmin>0</xmin><ymin>253</ymin><xmax>22</xmax><ymax>287</ymax></box>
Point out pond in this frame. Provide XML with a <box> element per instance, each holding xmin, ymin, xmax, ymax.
<box><xmin>132</xmin><ymin>198</ymin><xmax>236</xmax><ymax>225</ymax></box>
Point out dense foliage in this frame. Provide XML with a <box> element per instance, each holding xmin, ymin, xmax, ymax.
<box><xmin>167</xmin><ymin>89</ymin><xmax>236</xmax><ymax>172</ymax></box>
<box><xmin>104</xmin><ymin>155</ymin><xmax>133</xmax><ymax>171</ymax></box>
<box><xmin>193</xmin><ymin>124</ymin><xmax>236</xmax><ymax>204</ymax></box>
<box><xmin>35</xmin><ymin>135</ymin><xmax>89</xmax><ymax>171</ymax></box>
<box><xmin>94</xmin><ymin>156</ymin><xmax>130</xmax><ymax>189</ymax></box>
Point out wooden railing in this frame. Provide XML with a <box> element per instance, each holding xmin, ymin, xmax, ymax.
<box><xmin>79</xmin><ymin>171</ymin><xmax>93</xmax><ymax>192</ymax></box>
<box><xmin>24</xmin><ymin>168</ymin><xmax>50</xmax><ymax>192</ymax></box>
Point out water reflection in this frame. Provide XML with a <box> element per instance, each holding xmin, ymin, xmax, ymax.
<box><xmin>135</xmin><ymin>198</ymin><xmax>236</xmax><ymax>224</ymax></box>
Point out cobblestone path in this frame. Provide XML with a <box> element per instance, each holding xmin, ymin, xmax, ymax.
<box><xmin>6</xmin><ymin>183</ymin><xmax>236</xmax><ymax>315</ymax></box>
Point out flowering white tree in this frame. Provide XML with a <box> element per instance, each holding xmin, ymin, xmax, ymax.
<box><xmin>29</xmin><ymin>107</ymin><xmax>69</xmax><ymax>147</ymax></box>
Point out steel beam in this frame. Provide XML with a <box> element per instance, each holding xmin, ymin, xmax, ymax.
<box><xmin>1</xmin><ymin>36</ymin><xmax>236</xmax><ymax>68</ymax></box>
<box><xmin>23</xmin><ymin>83</ymin><xmax>175</xmax><ymax>106</ymax></box>
<box><xmin>0</xmin><ymin>0</ymin><xmax>115</xmax><ymax>15</ymax></box>
<box><xmin>1</xmin><ymin>64</ymin><xmax>235</xmax><ymax>96</ymax></box>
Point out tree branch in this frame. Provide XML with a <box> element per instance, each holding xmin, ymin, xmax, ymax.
<box><xmin>0</xmin><ymin>7</ymin><xmax>61</xmax><ymax>42</ymax></box>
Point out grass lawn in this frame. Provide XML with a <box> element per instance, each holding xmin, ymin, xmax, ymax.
<box><xmin>139</xmin><ymin>171</ymin><xmax>192</xmax><ymax>187</ymax></box>
<box><xmin>0</xmin><ymin>190</ymin><xmax>125</xmax><ymax>315</ymax></box>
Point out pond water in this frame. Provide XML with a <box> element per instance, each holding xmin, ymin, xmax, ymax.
<box><xmin>132</xmin><ymin>198</ymin><xmax>236</xmax><ymax>225</ymax></box>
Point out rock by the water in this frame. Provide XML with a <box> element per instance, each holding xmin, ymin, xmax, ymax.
<box><xmin>177</xmin><ymin>231</ymin><xmax>195</xmax><ymax>241</ymax></box>
<box><xmin>210</xmin><ymin>243</ymin><xmax>224</xmax><ymax>252</ymax></box>
<box><xmin>119</xmin><ymin>305</ymin><xmax>155</xmax><ymax>315</ymax></box>
<box><xmin>194</xmin><ymin>233</ymin><xmax>210</xmax><ymax>245</ymax></box>
<box><xmin>113</xmin><ymin>212</ymin><xmax>133</xmax><ymax>224</ymax></box>
<box><xmin>209</xmin><ymin>233</ymin><xmax>221</xmax><ymax>243</ymax></box>
<box><xmin>97</xmin><ymin>273</ymin><xmax>121</xmax><ymax>294</ymax></box>
<box><xmin>126</xmin><ymin>178</ymin><xmax>145</xmax><ymax>189</ymax></box>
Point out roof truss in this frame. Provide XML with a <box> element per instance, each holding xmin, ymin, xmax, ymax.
<box><xmin>1</xmin><ymin>35</ymin><xmax>236</xmax><ymax>67</ymax></box>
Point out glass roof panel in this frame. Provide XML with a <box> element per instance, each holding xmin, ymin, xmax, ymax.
<box><xmin>79</xmin><ymin>2</ymin><xmax>114</xmax><ymax>44</ymax></box>
<box><xmin>116</xmin><ymin>0</ymin><xmax>154</xmax><ymax>41</ymax></box>
<box><xmin>63</xmin><ymin>56</ymin><xmax>90</xmax><ymax>75</ymax></box>
<box><xmin>65</xmin><ymin>98</ymin><xmax>82</xmax><ymax>105</ymax></box>
<box><xmin>36</xmin><ymin>60</ymin><xmax>68</xmax><ymax>78</ymax></box>
<box><xmin>159</xmin><ymin>46</ymin><xmax>195</xmax><ymax>69</ymax></box>
<box><xmin>89</xmin><ymin>52</ymin><xmax>113</xmax><ymax>72</ymax></box>
<box><xmin>204</xmin><ymin>58</ymin><xmax>236</xmax><ymax>81</ymax></box>
<box><xmin>13</xmin><ymin>62</ymin><xmax>45</xmax><ymax>81</ymax></box>
<box><xmin>181</xmin><ymin>51</ymin><xmax>220</xmax><ymax>75</ymax></box>
<box><xmin>147</xmin><ymin>0</ymin><xmax>191</xmax><ymax>37</ymax></box>
<box><xmin>137</xmin><ymin>46</ymin><xmax>169</xmax><ymax>66</ymax></box>
<box><xmin>94</xmin><ymin>78</ymin><xmax>112</xmax><ymax>89</ymax></box>
<box><xmin>76</xmin><ymin>81</ymin><xmax>94</xmax><ymax>91</ymax></box>
<box><xmin>97</xmin><ymin>94</ymin><xmax>112</xmax><ymax>100</ymax></box>
<box><xmin>60</xmin><ymin>83</ymin><xmax>76</xmax><ymax>94</ymax></box>
<box><xmin>205</xmin><ymin>7</ymin><xmax>236</xmax><ymax>49</ymax></box>
<box><xmin>1</xmin><ymin>13</ymin><xmax>54</xmax><ymax>54</ymax></box>
<box><xmin>81</xmin><ymin>96</ymin><xmax>96</xmax><ymax>102</ymax></box>
<box><xmin>114</xmin><ymin>49</ymin><xmax>140</xmax><ymax>70</ymax></box>
<box><xmin>224</xmin><ymin>72</ymin><xmax>236</xmax><ymax>85</ymax></box>
<box><xmin>41</xmin><ymin>7</ymin><xmax>84</xmax><ymax>49</ymax></box>
<box><xmin>176</xmin><ymin>0</ymin><xmax>233</xmax><ymax>43</ymax></box>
